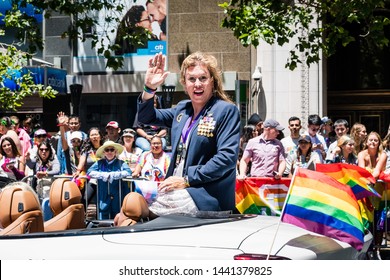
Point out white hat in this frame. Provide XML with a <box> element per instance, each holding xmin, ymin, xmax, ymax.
<box><xmin>70</xmin><ymin>131</ymin><xmax>83</xmax><ymax>141</ymax></box>
<box><xmin>96</xmin><ymin>140</ymin><xmax>124</xmax><ymax>158</ymax></box>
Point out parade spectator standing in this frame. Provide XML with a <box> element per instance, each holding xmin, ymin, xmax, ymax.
<box><xmin>247</xmin><ymin>113</ymin><xmax>263</xmax><ymax>135</ymax></box>
<box><xmin>319</xmin><ymin>116</ymin><xmax>335</xmax><ymax>148</ymax></box>
<box><xmin>114</xmin><ymin>52</ymin><xmax>240</xmax><ymax>226</ymax></box>
<box><xmin>0</xmin><ymin>116</ymin><xmax>23</xmax><ymax>156</ymax></box>
<box><xmin>132</xmin><ymin>135</ymin><xmax>170</xmax><ymax>181</ymax></box>
<box><xmin>26</xmin><ymin>139</ymin><xmax>60</xmax><ymax>195</ymax></box>
<box><xmin>284</xmin><ymin>135</ymin><xmax>321</xmax><ymax>176</ymax></box>
<box><xmin>358</xmin><ymin>131</ymin><xmax>387</xmax><ymax>259</ymax></box>
<box><xmin>281</xmin><ymin>116</ymin><xmax>301</xmax><ymax>158</ymax></box>
<box><xmin>74</xmin><ymin>127</ymin><xmax>104</xmax><ymax>208</ymax></box>
<box><xmin>350</xmin><ymin>122</ymin><xmax>368</xmax><ymax>155</ymax></box>
<box><xmin>325</xmin><ymin>119</ymin><xmax>349</xmax><ymax>162</ymax></box>
<box><xmin>0</xmin><ymin>136</ymin><xmax>25</xmax><ymax>181</ymax></box>
<box><xmin>56</xmin><ymin>112</ymin><xmax>87</xmax><ymax>174</ymax></box>
<box><xmin>134</xmin><ymin>95</ymin><xmax>167</xmax><ymax>151</ymax></box>
<box><xmin>105</xmin><ymin>121</ymin><xmax>122</xmax><ymax>143</ymax></box>
<box><xmin>331</xmin><ymin>135</ymin><xmax>357</xmax><ymax>164</ymax></box>
<box><xmin>118</xmin><ymin>128</ymin><xmax>143</xmax><ymax>172</ymax></box>
<box><xmin>238</xmin><ymin>124</ymin><xmax>257</xmax><ymax>173</ymax></box>
<box><xmin>238</xmin><ymin>119</ymin><xmax>286</xmax><ymax>179</ymax></box>
<box><xmin>304</xmin><ymin>114</ymin><xmax>327</xmax><ymax>163</ymax></box>
<box><xmin>87</xmin><ymin>140</ymin><xmax>132</xmax><ymax>219</ymax></box>
<box><xmin>10</xmin><ymin>115</ymin><xmax>31</xmax><ymax>157</ymax></box>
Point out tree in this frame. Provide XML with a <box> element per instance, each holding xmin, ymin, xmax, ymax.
<box><xmin>0</xmin><ymin>0</ymin><xmax>153</xmax><ymax>111</ymax></box>
<box><xmin>219</xmin><ymin>0</ymin><xmax>390</xmax><ymax>70</ymax></box>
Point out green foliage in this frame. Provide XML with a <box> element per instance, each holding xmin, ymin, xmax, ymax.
<box><xmin>0</xmin><ymin>0</ymin><xmax>147</xmax><ymax>110</ymax></box>
<box><xmin>220</xmin><ymin>0</ymin><xmax>390</xmax><ymax>70</ymax></box>
<box><xmin>0</xmin><ymin>45</ymin><xmax>57</xmax><ymax>111</ymax></box>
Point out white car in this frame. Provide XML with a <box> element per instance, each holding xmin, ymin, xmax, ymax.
<box><xmin>0</xmin><ymin>213</ymin><xmax>372</xmax><ymax>260</ymax></box>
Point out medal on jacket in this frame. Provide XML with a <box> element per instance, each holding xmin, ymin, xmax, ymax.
<box><xmin>198</xmin><ymin>113</ymin><xmax>215</xmax><ymax>137</ymax></box>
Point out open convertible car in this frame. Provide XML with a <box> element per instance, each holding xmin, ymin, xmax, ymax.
<box><xmin>0</xmin><ymin>178</ymin><xmax>373</xmax><ymax>260</ymax></box>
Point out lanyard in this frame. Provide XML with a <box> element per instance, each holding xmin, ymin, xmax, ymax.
<box><xmin>181</xmin><ymin>109</ymin><xmax>204</xmax><ymax>144</ymax></box>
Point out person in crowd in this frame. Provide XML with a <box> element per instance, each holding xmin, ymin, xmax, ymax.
<box><xmin>319</xmin><ymin>116</ymin><xmax>335</xmax><ymax>148</ymax></box>
<box><xmin>134</xmin><ymin>95</ymin><xmax>167</xmax><ymax>151</ymax></box>
<box><xmin>115</xmin><ymin>5</ymin><xmax>158</xmax><ymax>55</ymax></box>
<box><xmin>26</xmin><ymin>129</ymin><xmax>53</xmax><ymax>160</ymax></box>
<box><xmin>0</xmin><ymin>116</ymin><xmax>23</xmax><ymax>155</ymax></box>
<box><xmin>132</xmin><ymin>135</ymin><xmax>170</xmax><ymax>181</ymax></box>
<box><xmin>247</xmin><ymin>113</ymin><xmax>263</xmax><ymax>135</ymax></box>
<box><xmin>238</xmin><ymin>119</ymin><xmax>286</xmax><ymax>179</ymax></box>
<box><xmin>284</xmin><ymin>135</ymin><xmax>321</xmax><ymax>176</ymax></box>
<box><xmin>118</xmin><ymin>128</ymin><xmax>143</xmax><ymax>172</ymax></box>
<box><xmin>146</xmin><ymin>0</ymin><xmax>166</xmax><ymax>40</ymax></box>
<box><xmin>87</xmin><ymin>140</ymin><xmax>132</xmax><ymax>219</ymax></box>
<box><xmin>56</xmin><ymin>112</ymin><xmax>87</xmax><ymax>174</ymax></box>
<box><xmin>22</xmin><ymin>117</ymin><xmax>34</xmax><ymax>138</ymax></box>
<box><xmin>105</xmin><ymin>121</ymin><xmax>122</xmax><ymax>143</ymax></box>
<box><xmin>26</xmin><ymin>139</ymin><xmax>60</xmax><ymax>196</ymax></box>
<box><xmin>325</xmin><ymin>119</ymin><xmax>349</xmax><ymax>162</ymax></box>
<box><xmin>57</xmin><ymin>113</ymin><xmax>84</xmax><ymax>176</ymax></box>
<box><xmin>74</xmin><ymin>127</ymin><xmax>104</xmax><ymax>208</ymax></box>
<box><xmin>114</xmin><ymin>52</ymin><xmax>240</xmax><ymax>226</ymax></box>
<box><xmin>350</xmin><ymin>122</ymin><xmax>367</xmax><ymax>155</ymax></box>
<box><xmin>281</xmin><ymin>116</ymin><xmax>301</xmax><ymax>158</ymax></box>
<box><xmin>238</xmin><ymin>124</ymin><xmax>257</xmax><ymax>170</ymax></box>
<box><xmin>304</xmin><ymin>114</ymin><xmax>327</xmax><ymax>163</ymax></box>
<box><xmin>330</xmin><ymin>135</ymin><xmax>357</xmax><ymax>164</ymax></box>
<box><xmin>382</xmin><ymin>130</ymin><xmax>390</xmax><ymax>170</ymax></box>
<box><xmin>10</xmin><ymin>115</ymin><xmax>31</xmax><ymax>157</ymax></box>
<box><xmin>358</xmin><ymin>131</ymin><xmax>388</xmax><ymax>259</ymax></box>
<box><xmin>0</xmin><ymin>136</ymin><xmax>25</xmax><ymax>181</ymax></box>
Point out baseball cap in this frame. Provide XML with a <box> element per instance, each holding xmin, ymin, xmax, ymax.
<box><xmin>34</xmin><ymin>129</ymin><xmax>47</xmax><ymax>137</ymax></box>
<box><xmin>122</xmin><ymin>128</ymin><xmax>136</xmax><ymax>138</ymax></box>
<box><xmin>70</xmin><ymin>131</ymin><xmax>83</xmax><ymax>141</ymax></box>
<box><xmin>298</xmin><ymin>135</ymin><xmax>311</xmax><ymax>143</ymax></box>
<box><xmin>263</xmin><ymin>119</ymin><xmax>284</xmax><ymax>131</ymax></box>
<box><xmin>321</xmin><ymin>116</ymin><xmax>332</xmax><ymax>125</ymax></box>
<box><xmin>106</xmin><ymin>121</ymin><xmax>119</xmax><ymax>129</ymax></box>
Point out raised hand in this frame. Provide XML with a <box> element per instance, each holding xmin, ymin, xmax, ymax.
<box><xmin>144</xmin><ymin>53</ymin><xmax>170</xmax><ymax>90</ymax></box>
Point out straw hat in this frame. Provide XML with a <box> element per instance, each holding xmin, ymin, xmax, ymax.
<box><xmin>96</xmin><ymin>140</ymin><xmax>124</xmax><ymax>158</ymax></box>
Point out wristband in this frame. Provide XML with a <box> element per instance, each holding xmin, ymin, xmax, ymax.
<box><xmin>143</xmin><ymin>85</ymin><xmax>157</xmax><ymax>94</ymax></box>
<box><xmin>184</xmin><ymin>176</ymin><xmax>190</xmax><ymax>187</ymax></box>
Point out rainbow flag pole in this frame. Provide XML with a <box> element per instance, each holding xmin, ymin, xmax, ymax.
<box><xmin>279</xmin><ymin>167</ymin><xmax>365</xmax><ymax>250</ymax></box>
<box><xmin>267</xmin><ymin>167</ymin><xmax>299</xmax><ymax>259</ymax></box>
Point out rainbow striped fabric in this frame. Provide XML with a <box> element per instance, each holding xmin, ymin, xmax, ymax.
<box><xmin>316</xmin><ymin>163</ymin><xmax>380</xmax><ymax>199</ymax></box>
<box><xmin>235</xmin><ymin>178</ymin><xmax>291</xmax><ymax>216</ymax></box>
<box><xmin>281</xmin><ymin>168</ymin><xmax>364</xmax><ymax>250</ymax></box>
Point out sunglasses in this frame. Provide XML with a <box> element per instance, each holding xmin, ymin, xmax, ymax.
<box><xmin>39</xmin><ymin>148</ymin><xmax>49</xmax><ymax>152</ymax></box>
<box><xmin>71</xmin><ymin>139</ymin><xmax>81</xmax><ymax>143</ymax></box>
<box><xmin>36</xmin><ymin>135</ymin><xmax>47</xmax><ymax>138</ymax></box>
<box><xmin>104</xmin><ymin>148</ymin><xmax>116</xmax><ymax>153</ymax></box>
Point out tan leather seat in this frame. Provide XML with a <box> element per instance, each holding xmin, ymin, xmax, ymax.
<box><xmin>44</xmin><ymin>178</ymin><xmax>85</xmax><ymax>232</ymax></box>
<box><xmin>0</xmin><ymin>187</ymin><xmax>44</xmax><ymax>235</ymax></box>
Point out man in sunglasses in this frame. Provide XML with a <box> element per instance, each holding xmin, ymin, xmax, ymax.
<box><xmin>304</xmin><ymin>114</ymin><xmax>327</xmax><ymax>163</ymax></box>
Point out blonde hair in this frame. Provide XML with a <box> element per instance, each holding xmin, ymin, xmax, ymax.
<box><xmin>180</xmin><ymin>51</ymin><xmax>233</xmax><ymax>103</ymax></box>
<box><xmin>350</xmin><ymin>123</ymin><xmax>366</xmax><ymax>154</ymax></box>
<box><xmin>337</xmin><ymin>135</ymin><xmax>354</xmax><ymax>148</ymax></box>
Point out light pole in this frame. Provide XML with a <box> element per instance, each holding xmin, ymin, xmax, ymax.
<box><xmin>161</xmin><ymin>85</ymin><xmax>175</xmax><ymax>109</ymax></box>
<box><xmin>69</xmin><ymin>83</ymin><xmax>83</xmax><ymax>115</ymax></box>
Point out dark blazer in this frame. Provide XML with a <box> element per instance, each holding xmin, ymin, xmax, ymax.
<box><xmin>138</xmin><ymin>96</ymin><xmax>240</xmax><ymax>211</ymax></box>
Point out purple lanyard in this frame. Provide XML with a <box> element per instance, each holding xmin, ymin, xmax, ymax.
<box><xmin>181</xmin><ymin>110</ymin><xmax>204</xmax><ymax>144</ymax></box>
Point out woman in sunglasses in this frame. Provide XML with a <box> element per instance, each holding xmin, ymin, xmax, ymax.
<box><xmin>26</xmin><ymin>139</ymin><xmax>60</xmax><ymax>196</ymax></box>
<box><xmin>87</xmin><ymin>140</ymin><xmax>132</xmax><ymax>219</ymax></box>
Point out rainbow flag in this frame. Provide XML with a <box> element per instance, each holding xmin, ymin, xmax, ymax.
<box><xmin>281</xmin><ymin>168</ymin><xmax>364</xmax><ymax>250</ymax></box>
<box><xmin>235</xmin><ymin>178</ymin><xmax>290</xmax><ymax>216</ymax></box>
<box><xmin>316</xmin><ymin>163</ymin><xmax>380</xmax><ymax>199</ymax></box>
